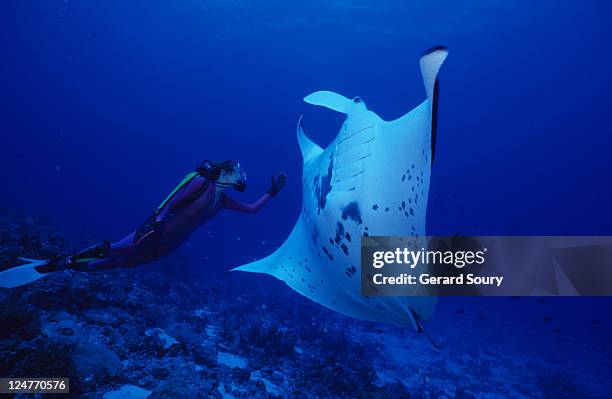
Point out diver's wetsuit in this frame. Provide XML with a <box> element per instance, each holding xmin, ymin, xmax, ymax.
<box><xmin>62</xmin><ymin>175</ymin><xmax>272</xmax><ymax>272</ymax></box>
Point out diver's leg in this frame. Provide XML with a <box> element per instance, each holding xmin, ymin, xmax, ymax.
<box><xmin>34</xmin><ymin>232</ymin><xmax>143</xmax><ymax>273</ymax></box>
<box><xmin>72</xmin><ymin>251</ymin><xmax>165</xmax><ymax>272</ymax></box>
<box><xmin>73</xmin><ymin>232</ymin><xmax>142</xmax><ymax>259</ymax></box>
<box><xmin>105</xmin><ymin>232</ymin><xmax>143</xmax><ymax>257</ymax></box>
<box><xmin>36</xmin><ymin>211</ymin><xmax>168</xmax><ymax>274</ymax></box>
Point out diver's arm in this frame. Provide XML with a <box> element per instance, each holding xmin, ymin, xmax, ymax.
<box><xmin>220</xmin><ymin>172</ymin><xmax>286</xmax><ymax>213</ymax></box>
<box><xmin>221</xmin><ymin>193</ymin><xmax>272</xmax><ymax>214</ymax></box>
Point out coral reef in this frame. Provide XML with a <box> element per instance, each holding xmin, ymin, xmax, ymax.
<box><xmin>0</xmin><ymin>209</ymin><xmax>610</xmax><ymax>398</ymax></box>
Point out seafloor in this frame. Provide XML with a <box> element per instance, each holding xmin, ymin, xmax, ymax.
<box><xmin>0</xmin><ymin>209</ymin><xmax>610</xmax><ymax>398</ymax></box>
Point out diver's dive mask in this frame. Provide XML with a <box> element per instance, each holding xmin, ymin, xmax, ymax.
<box><xmin>199</xmin><ymin>160</ymin><xmax>247</xmax><ymax>192</ymax></box>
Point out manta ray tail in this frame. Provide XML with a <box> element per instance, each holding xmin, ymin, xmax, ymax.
<box><xmin>412</xmin><ymin>308</ymin><xmax>443</xmax><ymax>350</ymax></box>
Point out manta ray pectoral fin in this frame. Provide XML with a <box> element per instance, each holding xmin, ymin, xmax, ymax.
<box><xmin>297</xmin><ymin>115</ymin><xmax>323</xmax><ymax>163</ymax></box>
<box><xmin>420</xmin><ymin>45</ymin><xmax>449</xmax><ymax>167</ymax></box>
<box><xmin>303</xmin><ymin>91</ymin><xmax>353</xmax><ymax>114</ymax></box>
<box><xmin>230</xmin><ymin>255</ymin><xmax>274</xmax><ymax>274</ymax></box>
<box><xmin>420</xmin><ymin>46</ymin><xmax>448</xmax><ymax>102</ymax></box>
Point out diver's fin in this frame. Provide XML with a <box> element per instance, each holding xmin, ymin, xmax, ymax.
<box><xmin>419</xmin><ymin>46</ymin><xmax>448</xmax><ymax>167</ymax></box>
<box><xmin>0</xmin><ymin>258</ymin><xmax>51</xmax><ymax>288</ymax></box>
<box><xmin>304</xmin><ymin>91</ymin><xmax>353</xmax><ymax>114</ymax></box>
<box><xmin>297</xmin><ymin>115</ymin><xmax>323</xmax><ymax>163</ymax></box>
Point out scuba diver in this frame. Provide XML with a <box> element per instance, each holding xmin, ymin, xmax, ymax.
<box><xmin>0</xmin><ymin>161</ymin><xmax>287</xmax><ymax>288</ymax></box>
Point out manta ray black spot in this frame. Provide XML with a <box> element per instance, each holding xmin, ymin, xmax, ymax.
<box><xmin>321</xmin><ymin>246</ymin><xmax>333</xmax><ymax>261</ymax></box>
<box><xmin>401</xmin><ymin>201</ymin><xmax>406</xmax><ymax>209</ymax></box>
<box><xmin>314</xmin><ymin>156</ymin><xmax>333</xmax><ymax>214</ymax></box>
<box><xmin>372</xmin><ymin>204</ymin><xmax>379</xmax><ymax>210</ymax></box>
<box><xmin>336</xmin><ymin>222</ymin><xmax>345</xmax><ymax>237</ymax></box>
<box><xmin>341</xmin><ymin>201</ymin><xmax>362</xmax><ymax>224</ymax></box>
<box><xmin>333</xmin><ymin>222</ymin><xmax>345</xmax><ymax>246</ymax></box>
<box><xmin>385</xmin><ymin>207</ymin><xmax>389</xmax><ymax>212</ymax></box>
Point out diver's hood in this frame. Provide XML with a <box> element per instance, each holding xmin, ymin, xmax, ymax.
<box><xmin>199</xmin><ymin>160</ymin><xmax>247</xmax><ymax>191</ymax></box>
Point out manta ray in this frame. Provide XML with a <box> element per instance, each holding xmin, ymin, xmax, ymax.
<box><xmin>233</xmin><ymin>47</ymin><xmax>448</xmax><ymax>331</ymax></box>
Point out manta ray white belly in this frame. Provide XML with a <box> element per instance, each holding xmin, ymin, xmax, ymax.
<box><xmin>233</xmin><ymin>47</ymin><xmax>448</xmax><ymax>329</ymax></box>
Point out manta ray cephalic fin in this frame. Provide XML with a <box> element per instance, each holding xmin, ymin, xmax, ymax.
<box><xmin>303</xmin><ymin>91</ymin><xmax>354</xmax><ymax>114</ymax></box>
<box><xmin>296</xmin><ymin>115</ymin><xmax>323</xmax><ymax>163</ymax></box>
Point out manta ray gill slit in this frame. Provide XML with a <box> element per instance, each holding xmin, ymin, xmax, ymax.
<box><xmin>313</xmin><ymin>156</ymin><xmax>333</xmax><ymax>214</ymax></box>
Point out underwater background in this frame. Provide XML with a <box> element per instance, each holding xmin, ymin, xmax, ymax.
<box><xmin>1</xmin><ymin>1</ymin><xmax>611</xmax><ymax>398</ymax></box>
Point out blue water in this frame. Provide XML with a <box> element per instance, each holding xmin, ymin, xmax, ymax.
<box><xmin>1</xmin><ymin>1</ymin><xmax>611</xmax><ymax>397</ymax></box>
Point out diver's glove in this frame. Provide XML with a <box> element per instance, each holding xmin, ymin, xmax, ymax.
<box><xmin>267</xmin><ymin>172</ymin><xmax>287</xmax><ymax>197</ymax></box>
